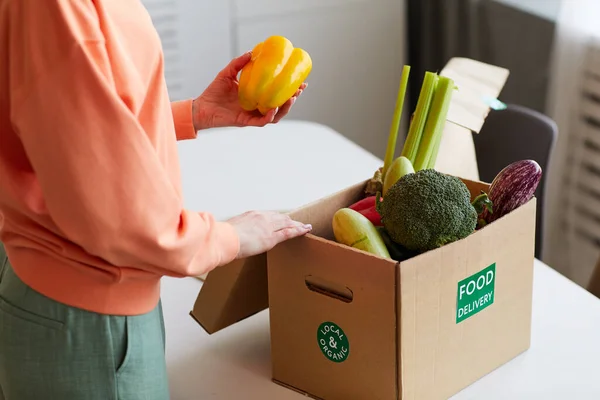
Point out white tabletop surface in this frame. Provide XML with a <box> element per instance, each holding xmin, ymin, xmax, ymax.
<box><xmin>164</xmin><ymin>120</ymin><xmax>600</xmax><ymax>399</ymax></box>
<box><xmin>176</xmin><ymin>120</ymin><xmax>382</xmax><ymax>220</ymax></box>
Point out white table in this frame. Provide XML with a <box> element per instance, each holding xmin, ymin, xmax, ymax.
<box><xmin>164</xmin><ymin>120</ymin><xmax>600</xmax><ymax>399</ymax></box>
<box><xmin>176</xmin><ymin>120</ymin><xmax>382</xmax><ymax>220</ymax></box>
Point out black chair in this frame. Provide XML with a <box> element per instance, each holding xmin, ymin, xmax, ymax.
<box><xmin>473</xmin><ymin>104</ymin><xmax>558</xmax><ymax>259</ymax></box>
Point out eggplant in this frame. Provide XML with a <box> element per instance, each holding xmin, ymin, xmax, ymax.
<box><xmin>481</xmin><ymin>159</ymin><xmax>542</xmax><ymax>224</ymax></box>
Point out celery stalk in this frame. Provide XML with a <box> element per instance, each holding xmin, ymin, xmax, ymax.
<box><xmin>427</xmin><ymin>82</ymin><xmax>460</xmax><ymax>169</ymax></box>
<box><xmin>413</xmin><ymin>76</ymin><xmax>455</xmax><ymax>171</ymax></box>
<box><xmin>382</xmin><ymin>65</ymin><xmax>411</xmax><ymax>179</ymax></box>
<box><xmin>401</xmin><ymin>72</ymin><xmax>438</xmax><ymax>165</ymax></box>
<box><xmin>427</xmin><ymin>127</ymin><xmax>443</xmax><ymax>169</ymax></box>
<box><xmin>426</xmin><ymin>79</ymin><xmax>456</xmax><ymax>169</ymax></box>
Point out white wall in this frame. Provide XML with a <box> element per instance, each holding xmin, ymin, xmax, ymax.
<box><xmin>144</xmin><ymin>0</ymin><xmax>407</xmax><ymax>159</ymax></box>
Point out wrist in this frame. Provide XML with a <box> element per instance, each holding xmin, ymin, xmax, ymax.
<box><xmin>192</xmin><ymin>97</ymin><xmax>211</xmax><ymax>131</ymax></box>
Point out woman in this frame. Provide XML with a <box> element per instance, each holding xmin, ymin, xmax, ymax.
<box><xmin>0</xmin><ymin>1</ymin><xmax>311</xmax><ymax>399</ymax></box>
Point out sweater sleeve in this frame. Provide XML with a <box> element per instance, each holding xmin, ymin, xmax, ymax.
<box><xmin>8</xmin><ymin>4</ymin><xmax>239</xmax><ymax>278</ymax></box>
<box><xmin>171</xmin><ymin>99</ymin><xmax>198</xmax><ymax>140</ymax></box>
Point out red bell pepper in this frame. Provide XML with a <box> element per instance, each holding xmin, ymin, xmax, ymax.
<box><xmin>348</xmin><ymin>196</ymin><xmax>383</xmax><ymax>226</ymax></box>
<box><xmin>359</xmin><ymin>206</ymin><xmax>382</xmax><ymax>226</ymax></box>
<box><xmin>349</xmin><ymin>195</ymin><xmax>377</xmax><ymax>212</ymax></box>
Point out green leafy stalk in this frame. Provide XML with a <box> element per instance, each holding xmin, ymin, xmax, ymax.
<box><xmin>472</xmin><ymin>191</ymin><xmax>493</xmax><ymax>214</ymax></box>
<box><xmin>472</xmin><ymin>191</ymin><xmax>493</xmax><ymax>230</ymax></box>
<box><xmin>401</xmin><ymin>72</ymin><xmax>438</xmax><ymax>165</ymax></box>
<box><xmin>413</xmin><ymin>76</ymin><xmax>455</xmax><ymax>171</ymax></box>
<box><xmin>383</xmin><ymin>65</ymin><xmax>411</xmax><ymax>179</ymax></box>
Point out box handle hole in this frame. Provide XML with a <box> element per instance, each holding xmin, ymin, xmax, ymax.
<box><xmin>305</xmin><ymin>275</ymin><xmax>353</xmax><ymax>303</ymax></box>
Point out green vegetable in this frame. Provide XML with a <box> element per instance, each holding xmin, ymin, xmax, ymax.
<box><xmin>332</xmin><ymin>208</ymin><xmax>391</xmax><ymax>258</ymax></box>
<box><xmin>401</xmin><ymin>72</ymin><xmax>438</xmax><ymax>165</ymax></box>
<box><xmin>472</xmin><ymin>190</ymin><xmax>494</xmax><ymax>215</ymax></box>
<box><xmin>383</xmin><ymin>65</ymin><xmax>411</xmax><ymax>179</ymax></box>
<box><xmin>376</xmin><ymin>169</ymin><xmax>484</xmax><ymax>253</ymax></box>
<box><xmin>413</xmin><ymin>76</ymin><xmax>456</xmax><ymax>171</ymax></box>
<box><xmin>426</xmin><ymin>123</ymin><xmax>443</xmax><ymax>170</ymax></box>
<box><xmin>375</xmin><ymin>226</ymin><xmax>418</xmax><ymax>262</ymax></box>
<box><xmin>382</xmin><ymin>156</ymin><xmax>414</xmax><ymax>195</ymax></box>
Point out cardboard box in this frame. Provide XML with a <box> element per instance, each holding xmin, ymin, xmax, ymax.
<box><xmin>191</xmin><ymin>58</ymin><xmax>536</xmax><ymax>399</ymax></box>
<box><xmin>266</xmin><ymin>179</ymin><xmax>535</xmax><ymax>399</ymax></box>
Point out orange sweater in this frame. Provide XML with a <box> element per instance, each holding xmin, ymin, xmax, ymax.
<box><xmin>0</xmin><ymin>0</ymin><xmax>240</xmax><ymax>315</ymax></box>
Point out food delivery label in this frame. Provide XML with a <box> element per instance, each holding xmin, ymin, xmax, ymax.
<box><xmin>317</xmin><ymin>322</ymin><xmax>349</xmax><ymax>363</ymax></box>
<box><xmin>456</xmin><ymin>263</ymin><xmax>496</xmax><ymax>323</ymax></box>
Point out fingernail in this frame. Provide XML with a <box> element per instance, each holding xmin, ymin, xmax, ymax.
<box><xmin>291</xmin><ymin>97</ymin><xmax>297</xmax><ymax>105</ymax></box>
<box><xmin>304</xmin><ymin>224</ymin><xmax>312</xmax><ymax>230</ymax></box>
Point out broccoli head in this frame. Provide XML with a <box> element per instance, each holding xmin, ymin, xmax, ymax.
<box><xmin>377</xmin><ymin>169</ymin><xmax>478</xmax><ymax>253</ymax></box>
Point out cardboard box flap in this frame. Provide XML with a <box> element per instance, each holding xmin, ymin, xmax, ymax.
<box><xmin>191</xmin><ymin>181</ymin><xmax>367</xmax><ymax>334</ymax></box>
<box><xmin>440</xmin><ymin>57</ymin><xmax>510</xmax><ymax>134</ymax></box>
<box><xmin>434</xmin><ymin>122</ymin><xmax>482</xmax><ymax>182</ymax></box>
<box><xmin>434</xmin><ymin>58</ymin><xmax>510</xmax><ymax>182</ymax></box>
<box><xmin>191</xmin><ymin>254</ymin><xmax>268</xmax><ymax>334</ymax></box>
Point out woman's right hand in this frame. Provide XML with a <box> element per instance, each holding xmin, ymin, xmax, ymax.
<box><xmin>226</xmin><ymin>211</ymin><xmax>312</xmax><ymax>259</ymax></box>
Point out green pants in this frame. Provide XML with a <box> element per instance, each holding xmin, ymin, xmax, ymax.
<box><xmin>0</xmin><ymin>244</ymin><xmax>170</xmax><ymax>399</ymax></box>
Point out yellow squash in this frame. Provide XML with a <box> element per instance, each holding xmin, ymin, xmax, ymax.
<box><xmin>383</xmin><ymin>156</ymin><xmax>415</xmax><ymax>195</ymax></box>
<box><xmin>332</xmin><ymin>208</ymin><xmax>391</xmax><ymax>259</ymax></box>
<box><xmin>238</xmin><ymin>36</ymin><xmax>312</xmax><ymax>115</ymax></box>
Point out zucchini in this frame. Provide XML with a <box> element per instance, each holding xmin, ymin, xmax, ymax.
<box><xmin>382</xmin><ymin>156</ymin><xmax>415</xmax><ymax>195</ymax></box>
<box><xmin>332</xmin><ymin>208</ymin><xmax>390</xmax><ymax>258</ymax></box>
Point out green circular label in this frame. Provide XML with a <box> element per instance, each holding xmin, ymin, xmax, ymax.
<box><xmin>317</xmin><ymin>322</ymin><xmax>350</xmax><ymax>363</ymax></box>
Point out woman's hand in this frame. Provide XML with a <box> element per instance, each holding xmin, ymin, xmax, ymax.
<box><xmin>192</xmin><ymin>52</ymin><xmax>307</xmax><ymax>131</ymax></box>
<box><xmin>226</xmin><ymin>211</ymin><xmax>312</xmax><ymax>259</ymax></box>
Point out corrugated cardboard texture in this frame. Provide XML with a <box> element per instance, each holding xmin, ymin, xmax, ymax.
<box><xmin>191</xmin><ymin>180</ymin><xmax>367</xmax><ymax>334</ymax></box>
<box><xmin>398</xmin><ymin>180</ymin><xmax>536</xmax><ymax>400</ymax></box>
<box><xmin>268</xmin><ymin>235</ymin><xmax>399</xmax><ymax>400</ymax></box>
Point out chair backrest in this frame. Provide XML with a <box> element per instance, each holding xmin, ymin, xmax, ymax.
<box><xmin>472</xmin><ymin>104</ymin><xmax>558</xmax><ymax>259</ymax></box>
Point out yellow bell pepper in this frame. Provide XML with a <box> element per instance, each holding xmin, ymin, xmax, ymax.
<box><xmin>238</xmin><ymin>36</ymin><xmax>312</xmax><ymax>115</ymax></box>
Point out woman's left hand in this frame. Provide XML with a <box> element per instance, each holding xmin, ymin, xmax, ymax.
<box><xmin>192</xmin><ymin>52</ymin><xmax>306</xmax><ymax>131</ymax></box>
